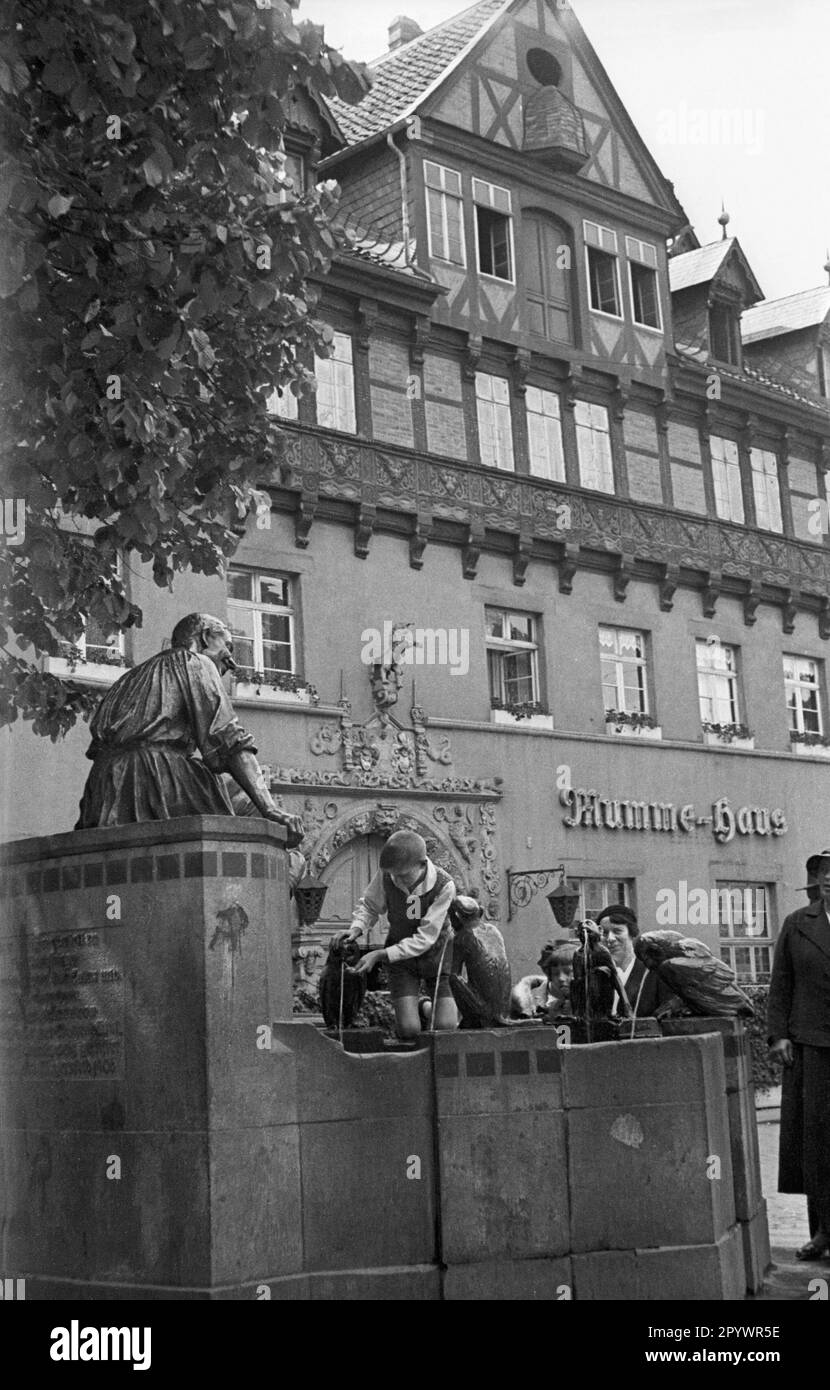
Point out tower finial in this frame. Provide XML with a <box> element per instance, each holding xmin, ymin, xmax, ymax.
<box><xmin>718</xmin><ymin>202</ymin><xmax>730</xmax><ymax>241</ymax></box>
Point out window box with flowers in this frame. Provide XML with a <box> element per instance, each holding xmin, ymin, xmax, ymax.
<box><xmin>231</xmin><ymin>669</ymin><xmax>320</xmax><ymax>707</ymax></box>
<box><xmin>44</xmin><ymin>641</ymin><xmax>130</xmax><ymax>689</ymax></box>
<box><xmin>604</xmin><ymin>709</ymin><xmax>662</xmax><ymax>740</ymax></box>
<box><xmin>490</xmin><ymin>697</ymin><xmax>553</xmax><ymax>731</ymax></box>
<box><xmin>702</xmin><ymin>721</ymin><xmax>755</xmax><ymax>750</ymax></box>
<box><xmin>790</xmin><ymin>730</ymin><xmax>830</xmax><ymax>759</ymax></box>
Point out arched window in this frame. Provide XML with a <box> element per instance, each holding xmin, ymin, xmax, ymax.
<box><xmin>523</xmin><ymin>212</ymin><xmax>575</xmax><ymax>345</ymax></box>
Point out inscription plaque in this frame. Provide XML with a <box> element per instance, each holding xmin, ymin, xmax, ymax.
<box><xmin>0</xmin><ymin>923</ymin><xmax>125</xmax><ymax>1080</ymax></box>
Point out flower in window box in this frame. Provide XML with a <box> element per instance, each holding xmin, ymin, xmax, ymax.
<box><xmin>491</xmin><ymin>697</ymin><xmax>548</xmax><ymax>721</ymax></box>
<box><xmin>702</xmin><ymin>720</ymin><xmax>753</xmax><ymax>744</ymax></box>
<box><xmin>790</xmin><ymin>730</ymin><xmax>830</xmax><ymax>748</ymax></box>
<box><xmin>604</xmin><ymin>708</ymin><xmax>656</xmax><ymax>732</ymax></box>
<box><xmin>234</xmin><ymin>668</ymin><xmax>318</xmax><ymax>703</ymax></box>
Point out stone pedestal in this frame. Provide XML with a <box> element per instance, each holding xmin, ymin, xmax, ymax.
<box><xmin>0</xmin><ymin>816</ymin><xmax>292</xmax><ymax>1299</ymax></box>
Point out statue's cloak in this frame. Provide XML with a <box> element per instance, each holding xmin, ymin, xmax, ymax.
<box><xmin>76</xmin><ymin>648</ymin><xmax>257</xmax><ymax>827</ymax></box>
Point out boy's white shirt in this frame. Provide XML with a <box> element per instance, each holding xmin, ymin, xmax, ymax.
<box><xmin>350</xmin><ymin>858</ymin><xmax>456</xmax><ymax>963</ymax></box>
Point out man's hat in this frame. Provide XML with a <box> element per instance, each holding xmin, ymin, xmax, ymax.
<box><xmin>803</xmin><ymin>850</ymin><xmax>830</xmax><ymax>888</ymax></box>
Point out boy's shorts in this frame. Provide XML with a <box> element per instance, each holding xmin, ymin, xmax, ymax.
<box><xmin>386</xmin><ymin>931</ymin><xmax>454</xmax><ymax>1002</ymax></box>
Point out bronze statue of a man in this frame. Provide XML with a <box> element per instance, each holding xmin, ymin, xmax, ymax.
<box><xmin>75</xmin><ymin>612</ymin><xmax>304</xmax><ymax>843</ymax></box>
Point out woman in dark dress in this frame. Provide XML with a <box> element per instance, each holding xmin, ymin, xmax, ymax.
<box><xmin>768</xmin><ymin>849</ymin><xmax>830</xmax><ymax>1260</ymax></box>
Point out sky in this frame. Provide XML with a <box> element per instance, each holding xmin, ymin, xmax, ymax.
<box><xmin>301</xmin><ymin>0</ymin><xmax>830</xmax><ymax>302</ymax></box>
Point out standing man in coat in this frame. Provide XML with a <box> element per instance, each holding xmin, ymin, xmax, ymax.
<box><xmin>768</xmin><ymin>848</ymin><xmax>830</xmax><ymax>1260</ymax></box>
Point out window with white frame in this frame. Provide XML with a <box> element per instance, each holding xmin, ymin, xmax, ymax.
<box><xmin>485</xmin><ymin>608</ymin><xmax>541</xmax><ymax>711</ymax></box>
<box><xmin>710</xmin><ymin>435</ymin><xmax>744</xmax><ymax>524</ymax></box>
<box><xmin>716</xmin><ymin>882</ymin><xmax>774</xmax><ymax>982</ymax></box>
<box><xmin>424</xmin><ymin>161</ymin><xmax>465</xmax><ymax>266</ymax></box>
<box><xmin>476</xmin><ymin>372</ymin><xmax>515</xmax><ymax>471</ymax></box>
<box><xmin>599</xmin><ymin>627</ymin><xmax>649</xmax><ymax>716</ymax></box>
<box><xmin>585</xmin><ymin>221</ymin><xmax>621</xmax><ymax>317</ymax></box>
<box><xmin>314</xmin><ymin>331</ymin><xmax>356</xmax><ymax>433</ymax></box>
<box><xmin>227</xmin><ymin>569</ymin><xmax>296</xmax><ymax>684</ymax></box>
<box><xmin>750</xmin><ymin>447</ymin><xmax>783</xmax><ymax>532</ymax></box>
<box><xmin>784</xmin><ymin>654</ymin><xmax>823</xmax><ymax>735</ymax></box>
<box><xmin>626</xmin><ymin>237</ymin><xmax>661</xmax><ymax>330</ymax></box>
<box><xmin>575</xmin><ymin>877</ymin><xmax>634</xmax><ymax>923</ymax></box>
<box><xmin>525</xmin><ymin>386</ymin><xmax>565</xmax><ymax>481</ymax></box>
<box><xmin>574</xmin><ymin>400</ymin><xmax>614</xmax><ymax>493</ymax></box>
<box><xmin>473</xmin><ymin>178</ymin><xmax>513</xmax><ymax>281</ymax></box>
<box><xmin>696</xmin><ymin>638</ymin><xmax>741</xmax><ymax>726</ymax></box>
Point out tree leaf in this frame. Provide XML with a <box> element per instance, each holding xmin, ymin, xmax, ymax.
<box><xmin>42</xmin><ymin>54</ymin><xmax>76</xmax><ymax>95</ymax></box>
<box><xmin>47</xmin><ymin>193</ymin><xmax>74</xmax><ymax>218</ymax></box>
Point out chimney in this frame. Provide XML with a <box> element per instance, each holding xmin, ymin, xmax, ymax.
<box><xmin>389</xmin><ymin>16</ymin><xmax>422</xmax><ymax>50</ymax></box>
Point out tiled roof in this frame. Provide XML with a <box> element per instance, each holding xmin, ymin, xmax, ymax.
<box><xmin>325</xmin><ymin>0</ymin><xmax>507</xmax><ymax>145</ymax></box>
<box><xmin>675</xmin><ymin>343</ymin><xmax>829</xmax><ymax>415</ymax></box>
<box><xmin>741</xmin><ymin>286</ymin><xmax>830</xmax><ymax>344</ymax></box>
<box><xmin>333</xmin><ymin>218</ymin><xmax>435</xmax><ymax>281</ymax></box>
<box><xmin>668</xmin><ymin>239</ymin><xmax>735</xmax><ymax>292</ymax></box>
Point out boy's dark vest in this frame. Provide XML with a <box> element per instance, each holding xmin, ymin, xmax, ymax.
<box><xmin>383</xmin><ymin>867</ymin><xmax>452</xmax><ymax>947</ymax></box>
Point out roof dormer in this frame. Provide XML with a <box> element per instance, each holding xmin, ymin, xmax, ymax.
<box><xmin>669</xmin><ymin>233</ymin><xmax>763</xmax><ymax>369</ymax></box>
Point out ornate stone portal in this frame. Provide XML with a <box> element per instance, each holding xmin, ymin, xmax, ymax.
<box><xmin>264</xmin><ymin>650</ymin><xmax>503</xmax><ymax>985</ymax></box>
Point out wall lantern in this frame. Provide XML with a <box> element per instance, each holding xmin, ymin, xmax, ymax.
<box><xmin>546</xmin><ymin>871</ymin><xmax>581</xmax><ymax>931</ymax></box>
<box><xmin>293</xmin><ymin>876</ymin><xmax>329</xmax><ymax>927</ymax></box>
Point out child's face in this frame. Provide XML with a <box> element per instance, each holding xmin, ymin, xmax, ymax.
<box><xmin>390</xmin><ymin>859</ymin><xmax>427</xmax><ymax>892</ymax></box>
<box><xmin>548</xmin><ymin>957</ymin><xmax>574</xmax><ymax>1001</ymax></box>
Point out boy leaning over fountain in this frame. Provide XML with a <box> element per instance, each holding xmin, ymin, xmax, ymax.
<box><xmin>339</xmin><ymin>830</ymin><xmax>457</xmax><ymax>1041</ymax></box>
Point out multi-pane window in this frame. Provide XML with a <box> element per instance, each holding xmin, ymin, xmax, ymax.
<box><xmin>599</xmin><ymin>627</ymin><xmax>649</xmax><ymax>715</ymax></box>
<box><xmin>626</xmin><ymin>237</ymin><xmax>661</xmax><ymax>330</ymax></box>
<box><xmin>475</xmin><ymin>372</ymin><xmax>514</xmax><ymax>471</ymax></box>
<box><xmin>750</xmin><ymin>447</ymin><xmax>783</xmax><ymax>532</ymax></box>
<box><xmin>585</xmin><ymin>221</ymin><xmax>621</xmax><ymax>316</ymax></box>
<box><xmin>526</xmin><ymin>386</ymin><xmax>565</xmax><ymax>481</ymax></box>
<box><xmin>574</xmin><ymin>400</ymin><xmax>614</xmax><ymax>493</ymax></box>
<box><xmin>314</xmin><ymin>331</ymin><xmax>356</xmax><ymax>433</ymax></box>
<box><xmin>227</xmin><ymin>569</ymin><xmax>295</xmax><ymax>681</ymax></box>
<box><xmin>424</xmin><ymin>161</ymin><xmax>465</xmax><ymax>265</ymax></box>
<box><xmin>716</xmin><ymin>882</ymin><xmax>773</xmax><ymax>982</ymax></box>
<box><xmin>696</xmin><ymin>639</ymin><xmax>740</xmax><ymax>725</ymax></box>
<box><xmin>524</xmin><ymin>214</ymin><xmax>573</xmax><ymax>342</ymax></box>
<box><xmin>576</xmin><ymin>878</ymin><xmax>634</xmax><ymax>923</ymax></box>
<box><xmin>485</xmin><ymin>609</ymin><xmax>540</xmax><ymax>710</ymax></box>
<box><xmin>710</xmin><ymin>302</ymin><xmax>741</xmax><ymax>365</ymax></box>
<box><xmin>474</xmin><ymin>179</ymin><xmax>513</xmax><ymax>281</ymax></box>
<box><xmin>710</xmin><ymin>435</ymin><xmax>744</xmax><ymax>524</ymax></box>
<box><xmin>784</xmin><ymin>654</ymin><xmax>823</xmax><ymax>735</ymax></box>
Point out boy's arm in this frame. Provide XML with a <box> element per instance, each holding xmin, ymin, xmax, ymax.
<box><xmin>345</xmin><ymin>871</ymin><xmax>386</xmax><ymax>942</ymax></box>
<box><xmin>385</xmin><ymin>878</ymin><xmax>456</xmax><ymax>963</ymax></box>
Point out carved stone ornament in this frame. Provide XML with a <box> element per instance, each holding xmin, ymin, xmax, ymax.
<box><xmin>279</xmin><ymin>797</ymin><xmax>502</xmax><ymax>922</ymax></box>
